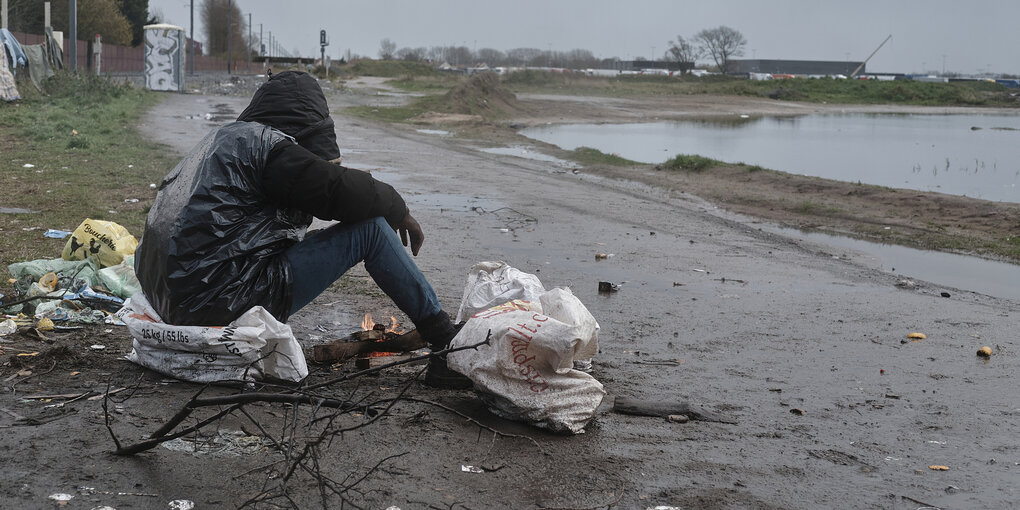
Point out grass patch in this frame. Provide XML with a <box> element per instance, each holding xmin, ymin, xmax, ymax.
<box><xmin>569</xmin><ymin>147</ymin><xmax>641</xmax><ymax>166</ymax></box>
<box><xmin>347</xmin><ymin>72</ymin><xmax>520</xmax><ymax>123</ymax></box>
<box><xmin>0</xmin><ymin>73</ymin><xmax>178</xmax><ymax>265</ymax></box>
<box><xmin>659</xmin><ymin>154</ymin><xmax>724</xmax><ymax>172</ymax></box>
<box><xmin>341</xmin><ymin>59</ymin><xmax>441</xmax><ymax>78</ymax></box>
<box><xmin>498</xmin><ymin>70</ymin><xmax>1018</xmax><ymax>106</ymax></box>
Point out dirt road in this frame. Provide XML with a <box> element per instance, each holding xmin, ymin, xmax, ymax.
<box><xmin>2</xmin><ymin>78</ymin><xmax>1017</xmax><ymax>509</ymax></box>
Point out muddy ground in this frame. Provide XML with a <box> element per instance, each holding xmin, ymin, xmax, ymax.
<box><xmin>2</xmin><ymin>74</ymin><xmax>1018</xmax><ymax>509</ymax></box>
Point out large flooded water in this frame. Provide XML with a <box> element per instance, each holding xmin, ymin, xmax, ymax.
<box><xmin>521</xmin><ymin>113</ymin><xmax>1020</xmax><ymax>202</ymax></box>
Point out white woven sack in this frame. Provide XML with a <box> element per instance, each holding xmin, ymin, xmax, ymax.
<box><xmin>448</xmin><ymin>288</ymin><xmax>604</xmax><ymax>434</ymax></box>
<box><xmin>120</xmin><ymin>294</ymin><xmax>308</xmax><ymax>383</ymax></box>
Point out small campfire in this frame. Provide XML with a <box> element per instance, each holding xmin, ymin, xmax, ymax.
<box><xmin>312</xmin><ymin>313</ymin><xmax>426</xmax><ymax>364</ymax></box>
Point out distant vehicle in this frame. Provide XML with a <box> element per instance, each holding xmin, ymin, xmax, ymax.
<box><xmin>749</xmin><ymin>72</ymin><xmax>773</xmax><ymax>81</ymax></box>
<box><xmin>689</xmin><ymin>69</ymin><xmax>711</xmax><ymax>77</ymax></box>
<box><xmin>771</xmin><ymin>74</ymin><xmax>795</xmax><ymax>79</ymax></box>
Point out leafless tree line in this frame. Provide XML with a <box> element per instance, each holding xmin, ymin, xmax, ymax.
<box><xmin>376</xmin><ymin>39</ymin><xmax>609</xmax><ymax>69</ymax></box>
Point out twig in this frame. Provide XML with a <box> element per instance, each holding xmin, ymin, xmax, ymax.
<box><xmin>113</xmin><ymin>403</ymin><xmax>243</xmax><ymax>455</ymax></box>
<box><xmin>398</xmin><ymin>396</ymin><xmax>546</xmax><ymax>455</ymax></box>
<box><xmin>103</xmin><ymin>382</ymin><xmax>122</xmax><ymax>451</ymax></box>
<box><xmin>900</xmin><ymin>495</ymin><xmax>942</xmax><ymax>509</ymax></box>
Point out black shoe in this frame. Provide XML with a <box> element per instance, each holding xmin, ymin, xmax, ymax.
<box><xmin>424</xmin><ymin>356</ymin><xmax>472</xmax><ymax>389</ymax></box>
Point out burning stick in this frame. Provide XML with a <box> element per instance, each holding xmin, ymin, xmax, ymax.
<box><xmin>312</xmin><ymin>329</ymin><xmax>426</xmax><ymax>363</ymax></box>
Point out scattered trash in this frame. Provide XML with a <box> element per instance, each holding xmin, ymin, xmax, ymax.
<box><xmin>790</xmin><ymin>408</ymin><xmax>806</xmax><ymax>416</ymax></box>
<box><xmin>90</xmin><ymin>344</ymin><xmax>106</xmax><ymax>351</ymax></box>
<box><xmin>895</xmin><ymin>279</ymin><xmax>915</xmax><ymax>289</ymax></box>
<box><xmin>907</xmin><ymin>332</ymin><xmax>927</xmax><ymax>340</ymax></box>
<box><xmin>461</xmin><ymin>465</ymin><xmax>485</xmax><ymax>473</ymax></box>
<box><xmin>667</xmin><ymin>414</ymin><xmax>689</xmax><ymax>424</ymax></box>
<box><xmin>48</xmin><ymin>493</ymin><xmax>73</xmax><ymax>503</ymax></box>
<box><xmin>161</xmin><ymin>429</ymin><xmax>270</xmax><ymax>456</ymax></box>
<box><xmin>929</xmin><ymin>465</ymin><xmax>950</xmax><ymax>471</ymax></box>
<box><xmin>940</xmin><ymin>291</ymin><xmax>951</xmax><ymax>298</ymax></box>
<box><xmin>23</xmin><ymin>163</ymin><xmax>35</xmax><ymax>168</ymax></box>
<box><xmin>149</xmin><ymin>183</ymin><xmax>157</xmax><ymax>189</ymax></box>
<box><xmin>43</xmin><ymin>229</ymin><xmax>72</xmax><ymax>239</ymax></box>
<box><xmin>598</xmin><ymin>281</ymin><xmax>619</xmax><ymax>293</ymax></box>
<box><xmin>38</xmin><ymin>272</ymin><xmax>58</xmax><ymax>292</ymax></box>
<box><xmin>0</xmin><ymin>319</ymin><xmax>16</xmax><ymax>335</ymax></box>
<box><xmin>36</xmin><ymin>317</ymin><xmax>54</xmax><ymax>331</ymax></box>
<box><xmin>169</xmin><ymin>500</ymin><xmax>196</xmax><ymax>510</ymax></box>
<box><xmin>977</xmin><ymin>346</ymin><xmax>992</xmax><ymax>358</ymax></box>
<box><xmin>61</xmin><ymin>218</ymin><xmax>138</xmax><ymax>268</ymax></box>
<box><xmin>499</xmin><ymin>228</ymin><xmax>510</xmax><ymax>233</ymax></box>
<box><xmin>594</xmin><ymin>253</ymin><xmax>613</xmax><ymax>261</ymax></box>
<box><xmin>124</xmin><ymin>198</ymin><xmax>139</xmax><ymax>203</ymax></box>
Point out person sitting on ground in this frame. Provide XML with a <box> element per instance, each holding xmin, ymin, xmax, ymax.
<box><xmin>134</xmin><ymin>70</ymin><xmax>468</xmax><ymax>388</ymax></box>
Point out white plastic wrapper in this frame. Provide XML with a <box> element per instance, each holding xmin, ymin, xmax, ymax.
<box><xmin>449</xmin><ymin>282</ymin><xmax>604</xmax><ymax>434</ymax></box>
<box><xmin>454</xmin><ymin>261</ymin><xmax>547</xmax><ymax>323</ymax></box>
<box><xmin>119</xmin><ymin>294</ymin><xmax>308</xmax><ymax>383</ymax></box>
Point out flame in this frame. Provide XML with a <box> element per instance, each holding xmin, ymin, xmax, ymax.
<box><xmin>361</xmin><ymin>313</ymin><xmax>404</xmax><ymax>333</ymax></box>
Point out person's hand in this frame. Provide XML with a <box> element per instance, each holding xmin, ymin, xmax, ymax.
<box><xmin>396</xmin><ymin>212</ymin><xmax>425</xmax><ymax>256</ymax></box>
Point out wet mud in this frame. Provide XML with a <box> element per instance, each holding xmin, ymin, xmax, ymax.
<box><xmin>1</xmin><ymin>78</ymin><xmax>1017</xmax><ymax>509</ymax></box>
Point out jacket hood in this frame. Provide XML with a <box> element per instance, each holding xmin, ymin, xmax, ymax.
<box><xmin>236</xmin><ymin>71</ymin><xmax>341</xmax><ymax>160</ymax></box>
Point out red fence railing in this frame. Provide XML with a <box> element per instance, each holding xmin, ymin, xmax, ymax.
<box><xmin>8</xmin><ymin>30</ymin><xmax>240</xmax><ymax>74</ymax></box>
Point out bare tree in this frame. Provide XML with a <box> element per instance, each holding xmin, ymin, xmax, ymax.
<box><xmin>666</xmin><ymin>35</ymin><xmax>700</xmax><ymax>70</ymax></box>
<box><xmin>378</xmin><ymin>38</ymin><xmax>397</xmax><ymax>60</ymax></box>
<box><xmin>695</xmin><ymin>26</ymin><xmax>746</xmax><ymax>73</ymax></box>
<box><xmin>201</xmin><ymin>0</ymin><xmax>249</xmax><ymax>58</ymax></box>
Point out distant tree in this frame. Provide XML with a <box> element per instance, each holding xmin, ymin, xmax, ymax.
<box><xmin>120</xmin><ymin>0</ymin><xmax>157</xmax><ymax>46</ymax></box>
<box><xmin>665</xmin><ymin>35</ymin><xmax>700</xmax><ymax>70</ymax></box>
<box><xmin>378</xmin><ymin>38</ymin><xmax>397</xmax><ymax>60</ymax></box>
<box><xmin>565</xmin><ymin>48</ymin><xmax>597</xmax><ymax>68</ymax></box>
<box><xmin>201</xmin><ymin>0</ymin><xmax>249</xmax><ymax>59</ymax></box>
<box><xmin>396</xmin><ymin>46</ymin><xmax>426</xmax><ymax>61</ymax></box>
<box><xmin>476</xmin><ymin>48</ymin><xmax>505</xmax><ymax>66</ymax></box>
<box><xmin>695</xmin><ymin>26</ymin><xmax>746</xmax><ymax>73</ymax></box>
<box><xmin>5</xmin><ymin>0</ymin><xmax>133</xmax><ymax>46</ymax></box>
<box><xmin>506</xmin><ymin>47</ymin><xmax>542</xmax><ymax>66</ymax></box>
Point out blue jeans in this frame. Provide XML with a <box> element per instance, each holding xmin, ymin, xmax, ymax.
<box><xmin>284</xmin><ymin>217</ymin><xmax>441</xmax><ymax>323</ymax></box>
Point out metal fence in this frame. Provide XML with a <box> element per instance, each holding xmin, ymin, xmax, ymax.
<box><xmin>9</xmin><ymin>30</ymin><xmax>235</xmax><ymax>73</ymax></box>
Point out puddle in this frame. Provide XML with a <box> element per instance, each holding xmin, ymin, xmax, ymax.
<box><xmin>479</xmin><ymin>146</ymin><xmax>580</xmax><ymax>169</ymax></box>
<box><xmin>416</xmin><ymin>129</ymin><xmax>452</xmax><ymax>136</ymax></box>
<box><xmin>775</xmin><ymin>227</ymin><xmax>1020</xmax><ymax>300</ymax></box>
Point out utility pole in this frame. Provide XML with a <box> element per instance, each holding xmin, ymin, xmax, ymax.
<box><xmin>2</xmin><ymin>0</ymin><xmax>8</xmax><ymax>30</ymax></box>
<box><xmin>259</xmin><ymin>23</ymin><xmax>263</xmax><ymax>57</ymax></box>
<box><xmin>226</xmin><ymin>0</ymin><xmax>232</xmax><ymax>74</ymax></box>
<box><xmin>189</xmin><ymin>0</ymin><xmax>194</xmax><ymax>74</ymax></box>
<box><xmin>248</xmin><ymin>13</ymin><xmax>251</xmax><ymax>72</ymax></box>
<box><xmin>68</xmin><ymin>0</ymin><xmax>77</xmax><ymax>70</ymax></box>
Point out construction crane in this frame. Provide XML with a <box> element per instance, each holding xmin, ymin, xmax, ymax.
<box><xmin>850</xmin><ymin>34</ymin><xmax>892</xmax><ymax>78</ymax></box>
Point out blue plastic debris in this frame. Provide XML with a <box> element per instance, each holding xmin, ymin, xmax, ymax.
<box><xmin>43</xmin><ymin>229</ymin><xmax>72</xmax><ymax>239</ymax></box>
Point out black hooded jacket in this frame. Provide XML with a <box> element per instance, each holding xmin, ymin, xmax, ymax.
<box><xmin>135</xmin><ymin>71</ymin><xmax>407</xmax><ymax>326</ymax></box>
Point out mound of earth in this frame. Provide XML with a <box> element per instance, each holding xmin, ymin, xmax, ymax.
<box><xmin>445</xmin><ymin>72</ymin><xmax>519</xmax><ymax>117</ymax></box>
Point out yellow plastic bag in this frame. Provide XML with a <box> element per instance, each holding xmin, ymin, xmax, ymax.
<box><xmin>62</xmin><ymin>218</ymin><xmax>138</xmax><ymax>268</ymax></box>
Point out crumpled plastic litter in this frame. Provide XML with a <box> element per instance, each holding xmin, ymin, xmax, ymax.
<box><xmin>43</xmin><ymin>229</ymin><xmax>72</xmax><ymax>239</ymax></box>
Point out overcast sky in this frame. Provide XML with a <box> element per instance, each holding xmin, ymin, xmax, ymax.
<box><xmin>150</xmin><ymin>0</ymin><xmax>1019</xmax><ymax>75</ymax></box>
